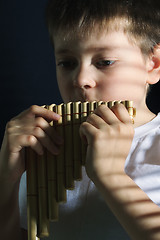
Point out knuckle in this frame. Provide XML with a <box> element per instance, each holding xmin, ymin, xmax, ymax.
<box><xmin>33</xmin><ymin>126</ymin><xmax>42</xmax><ymax>136</ymax></box>
<box><xmin>80</xmin><ymin>121</ymin><xmax>87</xmax><ymax>128</ymax></box>
<box><xmin>5</xmin><ymin>122</ymin><xmax>11</xmax><ymax>134</ymax></box>
<box><xmin>35</xmin><ymin>117</ymin><xmax>45</xmax><ymax>127</ymax></box>
<box><xmin>87</xmin><ymin>112</ymin><xmax>98</xmax><ymax>124</ymax></box>
<box><xmin>28</xmin><ymin>135</ymin><xmax>37</xmax><ymax>145</ymax></box>
<box><xmin>6</xmin><ymin>120</ymin><xmax>16</xmax><ymax>134</ymax></box>
<box><xmin>6</xmin><ymin>119</ymin><xmax>14</xmax><ymax>128</ymax></box>
<box><xmin>80</xmin><ymin>122</ymin><xmax>87</xmax><ymax>133</ymax></box>
<box><xmin>29</xmin><ymin>105</ymin><xmax>38</xmax><ymax>114</ymax></box>
<box><xmin>96</xmin><ymin>104</ymin><xmax>107</xmax><ymax>113</ymax></box>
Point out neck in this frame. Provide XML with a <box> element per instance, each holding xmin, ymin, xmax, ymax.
<box><xmin>133</xmin><ymin>102</ymin><xmax>156</xmax><ymax>128</ymax></box>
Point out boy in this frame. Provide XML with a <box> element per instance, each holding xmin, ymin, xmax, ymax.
<box><xmin>0</xmin><ymin>0</ymin><xmax>160</xmax><ymax>239</ymax></box>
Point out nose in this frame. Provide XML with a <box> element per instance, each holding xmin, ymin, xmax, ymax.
<box><xmin>73</xmin><ymin>64</ymin><xmax>96</xmax><ymax>89</ymax></box>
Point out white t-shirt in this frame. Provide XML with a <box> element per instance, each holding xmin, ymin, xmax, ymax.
<box><xmin>19</xmin><ymin>113</ymin><xmax>160</xmax><ymax>239</ymax></box>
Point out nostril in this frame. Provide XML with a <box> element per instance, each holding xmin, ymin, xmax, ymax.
<box><xmin>73</xmin><ymin>81</ymin><xmax>92</xmax><ymax>89</ymax></box>
<box><xmin>73</xmin><ymin>69</ymin><xmax>97</xmax><ymax>89</ymax></box>
<box><xmin>84</xmin><ymin>85</ymin><xmax>91</xmax><ymax>89</ymax></box>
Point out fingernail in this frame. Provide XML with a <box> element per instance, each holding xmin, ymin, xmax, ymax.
<box><xmin>53</xmin><ymin>113</ymin><xmax>61</xmax><ymax>120</ymax></box>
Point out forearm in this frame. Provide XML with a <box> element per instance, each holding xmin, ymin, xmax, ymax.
<box><xmin>94</xmin><ymin>171</ymin><xmax>160</xmax><ymax>240</ymax></box>
<box><xmin>0</xmin><ymin>180</ymin><xmax>21</xmax><ymax>240</ymax></box>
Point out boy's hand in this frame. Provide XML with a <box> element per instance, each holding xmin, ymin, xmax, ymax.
<box><xmin>0</xmin><ymin>105</ymin><xmax>62</xmax><ymax>184</ymax></box>
<box><xmin>80</xmin><ymin>103</ymin><xmax>134</xmax><ymax>185</ymax></box>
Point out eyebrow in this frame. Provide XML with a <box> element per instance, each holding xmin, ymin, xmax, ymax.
<box><xmin>55</xmin><ymin>49</ymin><xmax>73</xmax><ymax>55</ymax></box>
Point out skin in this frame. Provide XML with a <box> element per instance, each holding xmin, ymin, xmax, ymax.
<box><xmin>54</xmin><ymin>30</ymin><xmax>159</xmax><ymax>127</ymax></box>
<box><xmin>0</xmin><ymin>29</ymin><xmax>160</xmax><ymax>239</ymax></box>
<box><xmin>0</xmin><ymin>106</ymin><xmax>62</xmax><ymax>240</ymax></box>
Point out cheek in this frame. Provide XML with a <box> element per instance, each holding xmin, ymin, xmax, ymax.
<box><xmin>98</xmin><ymin>65</ymin><xmax>147</xmax><ymax>102</ymax></box>
<box><xmin>56</xmin><ymin>74</ymin><xmax>72</xmax><ymax>102</ymax></box>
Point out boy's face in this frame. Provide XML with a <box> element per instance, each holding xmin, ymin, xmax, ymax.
<box><xmin>54</xmin><ymin>30</ymin><xmax>150</xmax><ymax>108</ymax></box>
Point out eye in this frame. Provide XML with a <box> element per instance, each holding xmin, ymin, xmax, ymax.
<box><xmin>57</xmin><ymin>60</ymin><xmax>77</xmax><ymax>70</ymax></box>
<box><xmin>96</xmin><ymin>60</ymin><xmax>115</xmax><ymax>69</ymax></box>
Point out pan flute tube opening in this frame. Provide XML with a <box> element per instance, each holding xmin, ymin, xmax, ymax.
<box><xmin>107</xmin><ymin>100</ymin><xmax>115</xmax><ymax>108</ymax></box>
<box><xmin>26</xmin><ymin>148</ymin><xmax>39</xmax><ymax>240</ymax></box>
<box><xmin>56</xmin><ymin>104</ymin><xmax>66</xmax><ymax>202</ymax></box>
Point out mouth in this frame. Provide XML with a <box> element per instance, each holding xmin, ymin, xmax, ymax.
<box><xmin>69</xmin><ymin>98</ymin><xmax>98</xmax><ymax>103</ymax></box>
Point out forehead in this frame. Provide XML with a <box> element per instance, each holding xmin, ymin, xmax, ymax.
<box><xmin>53</xmin><ymin>29</ymin><xmax>138</xmax><ymax>55</ymax></box>
<box><xmin>52</xmin><ymin>18</ymin><xmax>135</xmax><ymax>50</ymax></box>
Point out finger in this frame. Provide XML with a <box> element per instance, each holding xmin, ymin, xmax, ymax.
<box><xmin>80</xmin><ymin>121</ymin><xmax>97</xmax><ymax>145</ymax></box>
<box><xmin>94</xmin><ymin>105</ymin><xmax>119</xmax><ymax>125</ymax></box>
<box><xmin>10</xmin><ymin>130</ymin><xmax>60</xmax><ymax>156</ymax></box>
<box><xmin>9</xmin><ymin>113</ymin><xmax>63</xmax><ymax>146</ymax></box>
<box><xmin>86</xmin><ymin>113</ymin><xmax>107</xmax><ymax>129</ymax></box>
<box><xmin>35</xmin><ymin>117</ymin><xmax>63</xmax><ymax>145</ymax></box>
<box><xmin>17</xmin><ymin>105</ymin><xmax>61</xmax><ymax>122</ymax></box>
<box><xmin>32</xmin><ymin>127</ymin><xmax>60</xmax><ymax>155</ymax></box>
<box><xmin>9</xmin><ymin>134</ymin><xmax>44</xmax><ymax>155</ymax></box>
<box><xmin>27</xmin><ymin>135</ymin><xmax>44</xmax><ymax>155</ymax></box>
<box><xmin>7</xmin><ymin>114</ymin><xmax>62</xmax><ymax>156</ymax></box>
<box><xmin>111</xmin><ymin>103</ymin><xmax>133</xmax><ymax>124</ymax></box>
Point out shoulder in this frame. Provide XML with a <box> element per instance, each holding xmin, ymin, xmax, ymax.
<box><xmin>125</xmin><ymin>113</ymin><xmax>160</xmax><ymax>171</ymax></box>
<box><xmin>134</xmin><ymin>113</ymin><xmax>160</xmax><ymax>141</ymax></box>
<box><xmin>125</xmin><ymin>114</ymin><xmax>160</xmax><ymax>206</ymax></box>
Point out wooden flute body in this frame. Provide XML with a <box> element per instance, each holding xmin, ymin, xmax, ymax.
<box><xmin>26</xmin><ymin>100</ymin><xmax>135</xmax><ymax>240</ymax></box>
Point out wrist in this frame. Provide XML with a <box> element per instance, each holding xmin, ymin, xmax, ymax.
<box><xmin>92</xmin><ymin>169</ymin><xmax>136</xmax><ymax>202</ymax></box>
<box><xmin>87</xmin><ymin>156</ymin><xmax>126</xmax><ymax>187</ymax></box>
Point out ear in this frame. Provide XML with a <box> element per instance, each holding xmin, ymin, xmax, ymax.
<box><xmin>147</xmin><ymin>44</ymin><xmax>160</xmax><ymax>85</ymax></box>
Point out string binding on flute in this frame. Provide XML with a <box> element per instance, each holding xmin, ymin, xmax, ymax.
<box><xmin>26</xmin><ymin>100</ymin><xmax>136</xmax><ymax>240</ymax></box>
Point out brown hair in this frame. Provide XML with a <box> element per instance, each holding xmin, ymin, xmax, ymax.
<box><xmin>46</xmin><ymin>0</ymin><xmax>160</xmax><ymax>55</ymax></box>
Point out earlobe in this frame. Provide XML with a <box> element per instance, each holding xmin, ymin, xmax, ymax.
<box><xmin>147</xmin><ymin>45</ymin><xmax>160</xmax><ymax>85</ymax></box>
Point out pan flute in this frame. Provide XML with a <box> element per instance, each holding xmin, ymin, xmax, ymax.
<box><xmin>26</xmin><ymin>100</ymin><xmax>135</xmax><ymax>240</ymax></box>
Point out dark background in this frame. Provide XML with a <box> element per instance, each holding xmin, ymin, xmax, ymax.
<box><xmin>0</xmin><ymin>0</ymin><xmax>160</xmax><ymax>146</ymax></box>
<box><xmin>0</xmin><ymin>0</ymin><xmax>62</xmax><ymax>145</ymax></box>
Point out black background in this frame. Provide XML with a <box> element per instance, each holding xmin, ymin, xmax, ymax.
<box><xmin>0</xmin><ymin>0</ymin><xmax>62</xmax><ymax>145</ymax></box>
<box><xmin>0</xmin><ymin>0</ymin><xmax>160</xmax><ymax>145</ymax></box>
